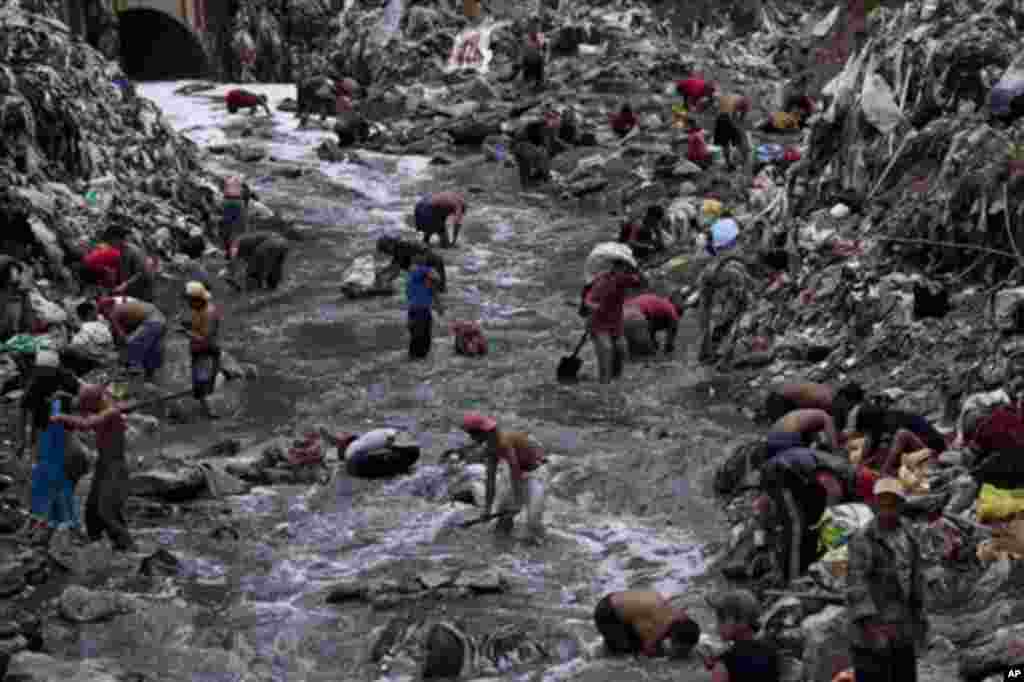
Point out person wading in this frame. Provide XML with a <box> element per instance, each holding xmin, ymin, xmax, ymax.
<box><xmin>51</xmin><ymin>383</ymin><xmax>136</xmax><ymax>551</ymax></box>
<box><xmin>847</xmin><ymin>478</ymin><xmax>928</xmax><ymax>682</ymax></box>
<box><xmin>180</xmin><ymin>282</ymin><xmax>222</xmax><ymax>419</ymax></box>
<box><xmin>405</xmin><ymin>253</ymin><xmax>444</xmax><ymax>360</ymax></box>
<box><xmin>593</xmin><ymin>590</ymin><xmax>700</xmax><ymax>658</ymax></box>
<box><xmin>462</xmin><ymin>413</ymin><xmax>548</xmax><ymax>543</ymax></box>
<box><xmin>583</xmin><ymin>261</ymin><xmax>645</xmax><ymax>384</ymax></box>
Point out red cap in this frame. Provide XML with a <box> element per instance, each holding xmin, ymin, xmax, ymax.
<box><xmin>462</xmin><ymin>412</ymin><xmax>497</xmax><ymax>433</ymax></box>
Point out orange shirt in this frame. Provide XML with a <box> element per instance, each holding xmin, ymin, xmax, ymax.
<box><xmin>495</xmin><ymin>431</ymin><xmax>545</xmax><ymax>480</ymax></box>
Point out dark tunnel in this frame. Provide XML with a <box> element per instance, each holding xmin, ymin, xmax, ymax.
<box><xmin>117</xmin><ymin>8</ymin><xmax>210</xmax><ymax>80</ymax></box>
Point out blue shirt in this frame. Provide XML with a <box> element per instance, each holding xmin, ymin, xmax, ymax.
<box><xmin>406</xmin><ymin>264</ymin><xmax>434</xmax><ymax>309</ymax></box>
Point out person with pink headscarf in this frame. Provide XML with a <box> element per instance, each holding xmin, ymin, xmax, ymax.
<box><xmin>51</xmin><ymin>383</ymin><xmax>136</xmax><ymax>551</ymax></box>
<box><xmin>461</xmin><ymin>412</ymin><xmax>548</xmax><ymax>542</ymax></box>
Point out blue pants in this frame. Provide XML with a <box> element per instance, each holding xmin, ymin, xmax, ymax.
<box><xmin>125</xmin><ymin>319</ymin><xmax>165</xmax><ymax>374</ymax></box>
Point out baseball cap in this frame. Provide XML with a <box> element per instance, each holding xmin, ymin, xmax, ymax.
<box><xmin>462</xmin><ymin>412</ymin><xmax>497</xmax><ymax>433</ymax></box>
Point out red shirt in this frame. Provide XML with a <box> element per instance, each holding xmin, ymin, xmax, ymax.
<box><xmin>971</xmin><ymin>407</ymin><xmax>1024</xmax><ymax>454</ymax></box>
<box><xmin>677</xmin><ymin>78</ymin><xmax>712</xmax><ymax>101</ymax></box>
<box><xmin>610</xmin><ymin>111</ymin><xmax>638</xmax><ymax>134</ymax></box>
<box><xmin>687</xmin><ymin>129</ymin><xmax>710</xmax><ymax>163</ymax></box>
<box><xmin>625</xmin><ymin>294</ymin><xmax>679</xmax><ymax>323</ymax></box>
<box><xmin>83</xmin><ymin>246</ymin><xmax>121</xmax><ymax>287</ymax></box>
<box><xmin>586</xmin><ymin>272</ymin><xmax>643</xmax><ymax>335</ymax></box>
<box><xmin>226</xmin><ymin>89</ymin><xmax>262</xmax><ymax>109</ymax></box>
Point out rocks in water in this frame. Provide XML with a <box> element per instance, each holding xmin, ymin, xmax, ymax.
<box><xmin>3</xmin><ymin>651</ymin><xmax>124</xmax><ymax>682</ymax></box>
<box><xmin>138</xmin><ymin>549</ymin><xmax>182</xmax><ymax>577</ymax></box>
<box><xmin>58</xmin><ymin>585</ymin><xmax>136</xmax><ymax>624</ymax></box>
<box><xmin>129</xmin><ymin>468</ymin><xmax>206</xmax><ymax>502</ymax></box>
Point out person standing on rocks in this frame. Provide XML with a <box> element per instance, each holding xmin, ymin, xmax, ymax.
<box><xmin>225</xmin><ymin>89</ymin><xmax>271</xmax><ymax>116</ymax></box>
<box><xmin>97</xmin><ymin>296</ymin><xmax>166</xmax><ymax>381</ymax></box>
<box><xmin>846</xmin><ymin>478</ymin><xmax>928</xmax><ymax>682</ymax></box>
<box><xmin>220</xmin><ymin>175</ymin><xmax>257</xmax><ymax>253</ymax></box>
<box><xmin>705</xmin><ymin>589</ymin><xmax>780</xmax><ymax>681</ymax></box>
<box><xmin>50</xmin><ymin>383</ymin><xmax>136</xmax><ymax>552</ymax></box>
<box><xmin>0</xmin><ymin>255</ymin><xmax>30</xmax><ymax>339</ymax></box>
<box><xmin>229</xmin><ymin>231</ymin><xmax>290</xmax><ymax>291</ymax></box>
<box><xmin>461</xmin><ymin>413</ymin><xmax>548</xmax><ymax>542</ymax></box>
<box><xmin>412</xmin><ymin>192</ymin><xmax>465</xmax><ymax>248</ymax></box>
<box><xmin>583</xmin><ymin>261</ymin><xmax>646</xmax><ymax>384</ymax></box>
<box><xmin>180</xmin><ymin>282</ymin><xmax>222</xmax><ymax>419</ymax></box>
<box><xmin>755</xmin><ymin>446</ymin><xmax>870</xmax><ymax>584</ymax></box>
<box><xmin>593</xmin><ymin>590</ymin><xmax>701</xmax><ymax>657</ymax></box>
<box><xmin>374</xmin><ymin>236</ymin><xmax>446</xmax><ymax>293</ymax></box>
<box><xmin>405</xmin><ymin>252</ymin><xmax>444</xmax><ymax>360</ymax></box>
<box><xmin>520</xmin><ymin>18</ymin><xmax>546</xmax><ymax>90</ymax></box>
<box><xmin>106</xmin><ymin>227</ymin><xmax>155</xmax><ymax>303</ymax></box>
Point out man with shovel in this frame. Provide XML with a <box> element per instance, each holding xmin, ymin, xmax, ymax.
<box><xmin>461</xmin><ymin>413</ymin><xmax>548</xmax><ymax>543</ymax></box>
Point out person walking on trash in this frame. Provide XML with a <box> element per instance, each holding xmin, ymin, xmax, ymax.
<box><xmin>462</xmin><ymin>413</ymin><xmax>548</xmax><ymax>543</ymax></box>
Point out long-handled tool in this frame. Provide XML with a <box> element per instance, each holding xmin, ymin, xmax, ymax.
<box><xmin>556</xmin><ymin>330</ymin><xmax>589</xmax><ymax>382</ymax></box>
<box><xmin>457</xmin><ymin>510</ymin><xmax>517</xmax><ymax>529</ymax></box>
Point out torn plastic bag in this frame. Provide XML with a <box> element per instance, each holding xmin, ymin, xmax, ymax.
<box><xmin>860</xmin><ymin>72</ymin><xmax>903</xmax><ymax>134</ymax></box>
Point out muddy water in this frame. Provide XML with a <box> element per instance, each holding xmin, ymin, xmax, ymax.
<box><xmin>58</xmin><ymin>82</ymin><xmax>757</xmax><ymax>681</ymax></box>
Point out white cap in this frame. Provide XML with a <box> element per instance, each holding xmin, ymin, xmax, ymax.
<box><xmin>35</xmin><ymin>349</ymin><xmax>60</xmax><ymax>368</ymax></box>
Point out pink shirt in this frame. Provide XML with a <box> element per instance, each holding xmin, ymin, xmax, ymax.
<box><xmin>586</xmin><ymin>272</ymin><xmax>643</xmax><ymax>336</ymax></box>
<box><xmin>625</xmin><ymin>294</ymin><xmax>679</xmax><ymax>323</ymax></box>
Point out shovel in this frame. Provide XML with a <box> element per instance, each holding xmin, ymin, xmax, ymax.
<box><xmin>556</xmin><ymin>330</ymin><xmax>589</xmax><ymax>382</ymax></box>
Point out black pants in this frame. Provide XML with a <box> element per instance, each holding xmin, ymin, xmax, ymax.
<box><xmin>408</xmin><ymin>307</ymin><xmax>433</xmax><ymax>359</ymax></box>
<box><xmin>763</xmin><ymin>393</ymin><xmax>799</xmax><ymax>424</ymax></box>
<box><xmin>594</xmin><ymin>595</ymin><xmax>641</xmax><ymax>654</ymax></box>
<box><xmin>851</xmin><ymin>644</ymin><xmax>917</xmax><ymax>682</ymax></box>
<box><xmin>713</xmin><ymin>113</ymin><xmax>744</xmax><ymax>168</ymax></box>
<box><xmin>772</xmin><ymin>483</ymin><xmax>823</xmax><ymax>582</ymax></box>
<box><xmin>86</xmin><ymin>454</ymin><xmax>134</xmax><ymax>551</ymax></box>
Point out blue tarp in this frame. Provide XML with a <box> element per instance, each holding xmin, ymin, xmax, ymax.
<box><xmin>30</xmin><ymin>399</ymin><xmax>79</xmax><ymax>529</ymax></box>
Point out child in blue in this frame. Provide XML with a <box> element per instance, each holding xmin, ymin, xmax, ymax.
<box><xmin>405</xmin><ymin>254</ymin><xmax>444</xmax><ymax>359</ymax></box>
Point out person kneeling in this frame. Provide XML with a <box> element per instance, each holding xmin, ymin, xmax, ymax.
<box><xmin>594</xmin><ymin>590</ymin><xmax>700</xmax><ymax>658</ymax></box>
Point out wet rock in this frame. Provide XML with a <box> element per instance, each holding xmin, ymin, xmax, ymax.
<box><xmin>454</xmin><ymin>567</ymin><xmax>506</xmax><ymax>593</ymax></box>
<box><xmin>801</xmin><ymin>606</ymin><xmax>850</xmax><ymax>682</ymax></box>
<box><xmin>129</xmin><ymin>468</ymin><xmax>206</xmax><ymax>502</ymax></box>
<box><xmin>3</xmin><ymin>651</ymin><xmax>124</xmax><ymax>682</ymax></box>
<box><xmin>138</xmin><ymin>549</ymin><xmax>182</xmax><ymax>577</ymax></box>
<box><xmin>0</xmin><ymin>562</ymin><xmax>26</xmax><ymax>598</ymax></box>
<box><xmin>58</xmin><ymin>585</ymin><xmax>136</xmax><ymax>623</ymax></box>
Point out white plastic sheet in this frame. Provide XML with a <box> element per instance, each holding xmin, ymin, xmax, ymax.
<box><xmin>445</xmin><ymin>22</ymin><xmax>506</xmax><ymax>74</ymax></box>
<box><xmin>860</xmin><ymin>71</ymin><xmax>903</xmax><ymax>134</ymax></box>
<box><xmin>342</xmin><ymin>255</ymin><xmax>378</xmax><ymax>289</ymax></box>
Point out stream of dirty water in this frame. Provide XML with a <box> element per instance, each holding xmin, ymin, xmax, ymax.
<box><xmin>40</xmin><ymin>81</ymin><xmax>756</xmax><ymax>681</ymax></box>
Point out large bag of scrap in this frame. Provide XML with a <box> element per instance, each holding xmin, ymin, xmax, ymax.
<box><xmin>583</xmin><ymin>242</ymin><xmax>637</xmax><ymax>284</ymax></box>
<box><xmin>817</xmin><ymin>503</ymin><xmax>873</xmax><ymax>553</ymax></box>
<box><xmin>341</xmin><ymin>255</ymin><xmax>393</xmax><ymax>299</ymax></box>
<box><xmin>977</xmin><ymin>483</ymin><xmax>1024</xmax><ymax>522</ymax></box>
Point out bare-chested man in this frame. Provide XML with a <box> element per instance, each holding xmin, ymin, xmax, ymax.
<box><xmin>593</xmin><ymin>590</ymin><xmax>701</xmax><ymax>658</ymax></box>
<box><xmin>768</xmin><ymin>408</ymin><xmax>840</xmax><ymax>458</ymax></box>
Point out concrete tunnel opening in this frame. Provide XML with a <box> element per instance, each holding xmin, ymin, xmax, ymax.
<box><xmin>117</xmin><ymin>8</ymin><xmax>209</xmax><ymax>80</ymax></box>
